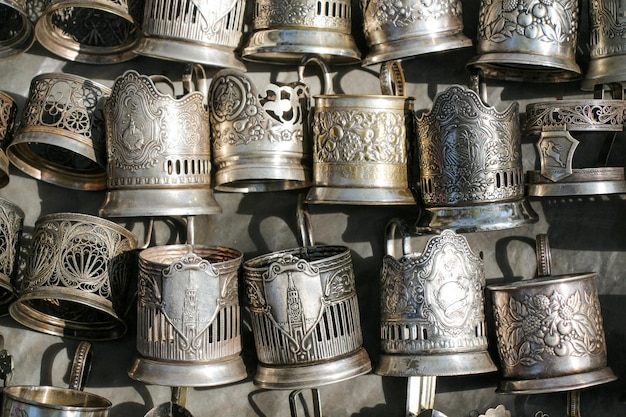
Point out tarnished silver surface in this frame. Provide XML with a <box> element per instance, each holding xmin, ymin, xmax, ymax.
<box><xmin>34</xmin><ymin>0</ymin><xmax>142</xmax><ymax>64</ymax></box>
<box><xmin>208</xmin><ymin>69</ymin><xmax>311</xmax><ymax>192</ymax></box>
<box><xmin>415</xmin><ymin>82</ymin><xmax>537</xmax><ymax>231</ymax></box>
<box><xmin>10</xmin><ymin>213</ymin><xmax>138</xmax><ymax>341</ymax></box>
<box><xmin>1</xmin><ymin>342</ymin><xmax>112</xmax><ymax>417</ymax></box>
<box><xmin>242</xmin><ymin>0</ymin><xmax>361</xmax><ymax>64</ymax></box>
<box><xmin>468</xmin><ymin>0</ymin><xmax>581</xmax><ymax>82</ymax></box>
<box><xmin>361</xmin><ymin>0</ymin><xmax>472</xmax><ymax>66</ymax></box>
<box><xmin>8</xmin><ymin>73</ymin><xmax>110</xmax><ymax>191</ymax></box>
<box><xmin>100</xmin><ymin>69</ymin><xmax>221</xmax><ymax>218</ymax></box>
<box><xmin>583</xmin><ymin>0</ymin><xmax>626</xmax><ymax>89</ymax></box>
<box><xmin>0</xmin><ymin>197</ymin><xmax>23</xmax><ymax>315</ymax></box>
<box><xmin>0</xmin><ymin>91</ymin><xmax>17</xmax><ymax>188</ymax></box>
<box><xmin>377</xmin><ymin>225</ymin><xmax>497</xmax><ymax>377</ymax></box>
<box><xmin>488</xmin><ymin>235</ymin><xmax>617</xmax><ymax>394</ymax></box>
<box><xmin>306</xmin><ymin>60</ymin><xmax>415</xmax><ymax>205</ymax></box>
<box><xmin>525</xmin><ymin>92</ymin><xmax>626</xmax><ymax>196</ymax></box>
<box><xmin>244</xmin><ymin>245</ymin><xmax>372</xmax><ymax>389</ymax></box>
<box><xmin>0</xmin><ymin>0</ymin><xmax>34</xmax><ymax>58</ymax></box>
<box><xmin>136</xmin><ymin>0</ymin><xmax>246</xmax><ymax>70</ymax></box>
<box><xmin>130</xmin><ymin>244</ymin><xmax>246</xmax><ymax>387</ymax></box>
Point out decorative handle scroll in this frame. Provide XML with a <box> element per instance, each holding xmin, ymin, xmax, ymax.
<box><xmin>380</xmin><ymin>60</ymin><xmax>406</xmax><ymax>97</ymax></box>
<box><xmin>69</xmin><ymin>341</ymin><xmax>93</xmax><ymax>391</ymax></box>
<box><xmin>535</xmin><ymin>234</ymin><xmax>552</xmax><ymax>277</ymax></box>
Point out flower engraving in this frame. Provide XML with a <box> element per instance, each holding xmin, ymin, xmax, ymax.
<box><xmin>492</xmin><ymin>288</ymin><xmax>606</xmax><ymax>368</ymax></box>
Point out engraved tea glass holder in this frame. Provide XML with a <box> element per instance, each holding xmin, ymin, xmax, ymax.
<box><xmin>583</xmin><ymin>0</ymin><xmax>626</xmax><ymax>90</ymax></box>
<box><xmin>377</xmin><ymin>219</ymin><xmax>497</xmax><ymax>377</ymax></box>
<box><xmin>304</xmin><ymin>57</ymin><xmax>416</xmax><ymax>205</ymax></box>
<box><xmin>0</xmin><ymin>0</ymin><xmax>35</xmax><ymax>58</ymax></box>
<box><xmin>415</xmin><ymin>75</ymin><xmax>538</xmax><ymax>232</ymax></box>
<box><xmin>7</xmin><ymin>73</ymin><xmax>110</xmax><ymax>191</ymax></box>
<box><xmin>361</xmin><ymin>0</ymin><xmax>472</xmax><ymax>66</ymax></box>
<box><xmin>135</xmin><ymin>0</ymin><xmax>246</xmax><ymax>70</ymax></box>
<box><xmin>467</xmin><ymin>0</ymin><xmax>581</xmax><ymax>82</ymax></box>
<box><xmin>9</xmin><ymin>213</ymin><xmax>138</xmax><ymax>341</ymax></box>
<box><xmin>525</xmin><ymin>83</ymin><xmax>626</xmax><ymax>196</ymax></box>
<box><xmin>243</xmin><ymin>245</ymin><xmax>372</xmax><ymax>389</ymax></box>
<box><xmin>208</xmin><ymin>68</ymin><xmax>312</xmax><ymax>192</ymax></box>
<box><xmin>487</xmin><ymin>234</ymin><xmax>617</xmax><ymax>394</ymax></box>
<box><xmin>128</xmin><ymin>244</ymin><xmax>247</xmax><ymax>387</ymax></box>
<box><xmin>0</xmin><ymin>197</ymin><xmax>23</xmax><ymax>315</ymax></box>
<box><xmin>34</xmin><ymin>0</ymin><xmax>142</xmax><ymax>64</ymax></box>
<box><xmin>0</xmin><ymin>91</ymin><xmax>18</xmax><ymax>188</ymax></box>
<box><xmin>100</xmin><ymin>68</ymin><xmax>221</xmax><ymax>218</ymax></box>
<box><xmin>242</xmin><ymin>0</ymin><xmax>361</xmax><ymax>65</ymax></box>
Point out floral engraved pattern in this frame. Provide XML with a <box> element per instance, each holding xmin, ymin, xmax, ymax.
<box><xmin>313</xmin><ymin>109</ymin><xmax>407</xmax><ymax>163</ymax></box>
<box><xmin>364</xmin><ymin>0</ymin><xmax>462</xmax><ymax>34</ymax></box>
<box><xmin>477</xmin><ymin>0</ymin><xmax>578</xmax><ymax>45</ymax></box>
<box><xmin>253</xmin><ymin>0</ymin><xmax>351</xmax><ymax>31</ymax></box>
<box><xmin>416</xmin><ymin>85</ymin><xmax>523</xmax><ymax>205</ymax></box>
<box><xmin>209</xmin><ymin>71</ymin><xmax>307</xmax><ymax>148</ymax></box>
<box><xmin>492</xmin><ymin>288</ymin><xmax>606</xmax><ymax>368</ymax></box>
<box><xmin>525</xmin><ymin>100</ymin><xmax>626</xmax><ymax>135</ymax></box>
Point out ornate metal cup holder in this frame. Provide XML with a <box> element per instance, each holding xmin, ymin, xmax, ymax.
<box><xmin>525</xmin><ymin>83</ymin><xmax>626</xmax><ymax>197</ymax></box>
<box><xmin>0</xmin><ymin>91</ymin><xmax>18</xmax><ymax>188</ymax></box>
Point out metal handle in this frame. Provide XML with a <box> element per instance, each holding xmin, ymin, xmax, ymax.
<box><xmin>469</xmin><ymin>69</ymin><xmax>489</xmax><ymax>106</ymax></box>
<box><xmin>535</xmin><ymin>233</ymin><xmax>552</xmax><ymax>277</ymax></box>
<box><xmin>298</xmin><ymin>55</ymin><xmax>334</xmax><ymax>95</ymax></box>
<box><xmin>68</xmin><ymin>341</ymin><xmax>93</xmax><ymax>391</ymax></box>
<box><xmin>182</xmin><ymin>64</ymin><xmax>209</xmax><ymax>106</ymax></box>
<box><xmin>407</xmin><ymin>375</ymin><xmax>437</xmax><ymax>417</ymax></box>
<box><xmin>297</xmin><ymin>194</ymin><xmax>314</xmax><ymax>247</ymax></box>
<box><xmin>385</xmin><ymin>218</ymin><xmax>413</xmax><ymax>258</ymax></box>
<box><xmin>0</xmin><ymin>335</ymin><xmax>13</xmax><ymax>387</ymax></box>
<box><xmin>380</xmin><ymin>60</ymin><xmax>406</xmax><ymax>97</ymax></box>
<box><xmin>289</xmin><ymin>388</ymin><xmax>322</xmax><ymax>417</ymax></box>
<box><xmin>149</xmin><ymin>75</ymin><xmax>177</xmax><ymax>97</ymax></box>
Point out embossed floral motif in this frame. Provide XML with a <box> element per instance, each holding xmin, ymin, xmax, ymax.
<box><xmin>254</xmin><ymin>0</ymin><xmax>313</xmax><ymax>27</ymax></box>
<box><xmin>314</xmin><ymin>109</ymin><xmax>406</xmax><ymax>163</ymax></box>
<box><xmin>478</xmin><ymin>0</ymin><xmax>578</xmax><ymax>45</ymax></box>
<box><xmin>493</xmin><ymin>288</ymin><xmax>605</xmax><ymax>368</ymax></box>
<box><xmin>368</xmin><ymin>0</ymin><xmax>462</xmax><ymax>28</ymax></box>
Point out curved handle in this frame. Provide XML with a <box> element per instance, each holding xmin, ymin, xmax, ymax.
<box><xmin>182</xmin><ymin>64</ymin><xmax>209</xmax><ymax>105</ymax></box>
<box><xmin>68</xmin><ymin>341</ymin><xmax>93</xmax><ymax>391</ymax></box>
<box><xmin>469</xmin><ymin>69</ymin><xmax>489</xmax><ymax>106</ymax></box>
<box><xmin>535</xmin><ymin>234</ymin><xmax>552</xmax><ymax>277</ymax></box>
<box><xmin>385</xmin><ymin>218</ymin><xmax>413</xmax><ymax>258</ymax></box>
<box><xmin>380</xmin><ymin>60</ymin><xmax>406</xmax><ymax>97</ymax></box>
<box><xmin>297</xmin><ymin>194</ymin><xmax>314</xmax><ymax>247</ymax></box>
<box><xmin>298</xmin><ymin>55</ymin><xmax>334</xmax><ymax>95</ymax></box>
<box><xmin>149</xmin><ymin>75</ymin><xmax>177</xmax><ymax>97</ymax></box>
<box><xmin>289</xmin><ymin>388</ymin><xmax>322</xmax><ymax>417</ymax></box>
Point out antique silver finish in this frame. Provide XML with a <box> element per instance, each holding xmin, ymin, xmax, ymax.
<box><xmin>244</xmin><ymin>245</ymin><xmax>372</xmax><ymax>389</ymax></box>
<box><xmin>1</xmin><ymin>342</ymin><xmax>112</xmax><ymax>417</ymax></box>
<box><xmin>0</xmin><ymin>0</ymin><xmax>34</xmax><ymax>58</ymax></box>
<box><xmin>34</xmin><ymin>0</ymin><xmax>141</xmax><ymax>64</ymax></box>
<box><xmin>525</xmin><ymin>87</ymin><xmax>626</xmax><ymax>196</ymax></box>
<box><xmin>467</xmin><ymin>0</ymin><xmax>581</xmax><ymax>82</ymax></box>
<box><xmin>0</xmin><ymin>197</ymin><xmax>23</xmax><ymax>315</ymax></box>
<box><xmin>377</xmin><ymin>224</ymin><xmax>497</xmax><ymax>377</ymax></box>
<box><xmin>361</xmin><ymin>0</ymin><xmax>472</xmax><ymax>66</ymax></box>
<box><xmin>242</xmin><ymin>0</ymin><xmax>361</xmax><ymax>65</ymax></box>
<box><xmin>305</xmin><ymin>59</ymin><xmax>416</xmax><ymax>205</ymax></box>
<box><xmin>415</xmin><ymin>80</ymin><xmax>537</xmax><ymax>232</ymax></box>
<box><xmin>0</xmin><ymin>91</ymin><xmax>17</xmax><ymax>188</ymax></box>
<box><xmin>7</xmin><ymin>73</ymin><xmax>110</xmax><ymax>191</ymax></box>
<box><xmin>208</xmin><ymin>69</ymin><xmax>311</xmax><ymax>192</ymax></box>
<box><xmin>100</xmin><ymin>69</ymin><xmax>221</xmax><ymax>218</ymax></box>
<box><xmin>583</xmin><ymin>0</ymin><xmax>626</xmax><ymax>90</ymax></box>
<box><xmin>129</xmin><ymin>244</ymin><xmax>247</xmax><ymax>387</ymax></box>
<box><xmin>136</xmin><ymin>0</ymin><xmax>246</xmax><ymax>70</ymax></box>
<box><xmin>487</xmin><ymin>235</ymin><xmax>617</xmax><ymax>394</ymax></box>
<box><xmin>9</xmin><ymin>213</ymin><xmax>138</xmax><ymax>341</ymax></box>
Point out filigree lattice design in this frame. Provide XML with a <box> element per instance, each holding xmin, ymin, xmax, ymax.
<box><xmin>416</xmin><ymin>85</ymin><xmax>523</xmax><ymax>205</ymax></box>
<box><xmin>0</xmin><ymin>200</ymin><xmax>23</xmax><ymax>286</ymax></box>
<box><xmin>0</xmin><ymin>5</ymin><xmax>25</xmax><ymax>42</ymax></box>
<box><xmin>50</xmin><ymin>6</ymin><xmax>136</xmax><ymax>47</ymax></box>
<box><xmin>0</xmin><ymin>92</ymin><xmax>16</xmax><ymax>143</ymax></box>
<box><xmin>525</xmin><ymin>99</ymin><xmax>626</xmax><ymax>134</ymax></box>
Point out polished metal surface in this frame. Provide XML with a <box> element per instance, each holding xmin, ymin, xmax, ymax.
<box><xmin>130</xmin><ymin>244</ymin><xmax>246</xmax><ymax>387</ymax></box>
<box><xmin>136</xmin><ymin>0</ymin><xmax>246</xmax><ymax>70</ymax></box>
<box><xmin>10</xmin><ymin>213</ymin><xmax>138</xmax><ymax>340</ymax></box>
<box><xmin>208</xmin><ymin>69</ymin><xmax>311</xmax><ymax>192</ymax></box>
<box><xmin>361</xmin><ymin>0</ymin><xmax>472</xmax><ymax>66</ymax></box>
<box><xmin>415</xmin><ymin>81</ymin><xmax>537</xmax><ymax>231</ymax></box>
<box><xmin>0</xmin><ymin>197</ymin><xmax>23</xmax><ymax>315</ymax></box>
<box><xmin>377</xmin><ymin>224</ymin><xmax>497</xmax><ymax>377</ymax></box>
<box><xmin>34</xmin><ymin>0</ymin><xmax>141</xmax><ymax>64</ymax></box>
<box><xmin>244</xmin><ymin>245</ymin><xmax>372</xmax><ymax>389</ymax></box>
<box><xmin>468</xmin><ymin>0</ymin><xmax>581</xmax><ymax>82</ymax></box>
<box><xmin>242</xmin><ymin>0</ymin><xmax>361</xmax><ymax>64</ymax></box>
<box><xmin>100</xmin><ymin>69</ymin><xmax>221</xmax><ymax>218</ymax></box>
<box><xmin>0</xmin><ymin>0</ymin><xmax>34</xmax><ymax>58</ymax></box>
<box><xmin>306</xmin><ymin>60</ymin><xmax>415</xmax><ymax>205</ymax></box>
<box><xmin>7</xmin><ymin>73</ymin><xmax>110</xmax><ymax>191</ymax></box>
